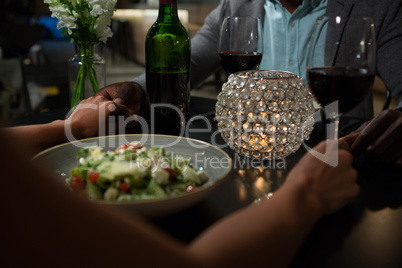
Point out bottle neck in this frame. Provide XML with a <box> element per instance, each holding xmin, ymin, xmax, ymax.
<box><xmin>158</xmin><ymin>0</ymin><xmax>179</xmax><ymax>20</ymax></box>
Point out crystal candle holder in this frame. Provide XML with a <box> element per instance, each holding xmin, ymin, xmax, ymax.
<box><xmin>215</xmin><ymin>70</ymin><xmax>315</xmax><ymax>159</ymax></box>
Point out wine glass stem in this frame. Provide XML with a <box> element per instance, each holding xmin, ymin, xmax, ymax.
<box><xmin>328</xmin><ymin>112</ymin><xmax>340</xmax><ymax>140</ymax></box>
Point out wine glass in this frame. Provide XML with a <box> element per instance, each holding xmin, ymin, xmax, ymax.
<box><xmin>306</xmin><ymin>15</ymin><xmax>376</xmax><ymax>140</ymax></box>
<box><xmin>218</xmin><ymin>16</ymin><xmax>263</xmax><ymax>75</ymax></box>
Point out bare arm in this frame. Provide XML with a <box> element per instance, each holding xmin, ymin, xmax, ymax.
<box><xmin>189</xmin><ymin>181</ymin><xmax>323</xmax><ymax>267</ymax></box>
<box><xmin>4</xmin><ymin>95</ymin><xmax>131</xmax><ymax>156</ymax></box>
<box><xmin>5</xmin><ymin>120</ymin><xmax>68</xmax><ymax>156</ymax></box>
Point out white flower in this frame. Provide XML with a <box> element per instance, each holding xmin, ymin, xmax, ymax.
<box><xmin>88</xmin><ymin>0</ymin><xmax>117</xmax><ymax>11</ymax></box>
<box><xmin>57</xmin><ymin>20</ymin><xmax>77</xmax><ymax>35</ymax></box>
<box><xmin>90</xmin><ymin>4</ymin><xmax>108</xmax><ymax>16</ymax></box>
<box><xmin>93</xmin><ymin>9</ymin><xmax>115</xmax><ymax>42</ymax></box>
<box><xmin>95</xmin><ymin>25</ymin><xmax>113</xmax><ymax>43</ymax></box>
<box><xmin>44</xmin><ymin>0</ymin><xmax>117</xmax><ymax>43</ymax></box>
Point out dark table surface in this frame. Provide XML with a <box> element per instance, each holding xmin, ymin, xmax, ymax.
<box><xmin>9</xmin><ymin>96</ymin><xmax>402</xmax><ymax>267</ymax></box>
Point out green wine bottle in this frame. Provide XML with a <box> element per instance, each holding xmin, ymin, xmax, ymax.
<box><xmin>145</xmin><ymin>0</ymin><xmax>191</xmax><ymax>136</ymax></box>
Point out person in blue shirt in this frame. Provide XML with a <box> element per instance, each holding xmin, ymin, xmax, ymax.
<box><xmin>98</xmin><ymin>0</ymin><xmax>402</xmax><ymax>166</ymax></box>
<box><xmin>259</xmin><ymin>0</ymin><xmax>328</xmax><ymax>82</ymax></box>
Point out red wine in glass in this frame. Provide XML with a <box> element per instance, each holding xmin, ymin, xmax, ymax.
<box><xmin>219</xmin><ymin>16</ymin><xmax>263</xmax><ymax>75</ymax></box>
<box><xmin>306</xmin><ymin>16</ymin><xmax>376</xmax><ymax>140</ymax></box>
<box><xmin>219</xmin><ymin>51</ymin><xmax>263</xmax><ymax>74</ymax></box>
<box><xmin>307</xmin><ymin>67</ymin><xmax>375</xmax><ymax>113</ymax></box>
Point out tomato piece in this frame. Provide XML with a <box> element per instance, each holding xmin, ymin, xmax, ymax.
<box><xmin>185</xmin><ymin>185</ymin><xmax>197</xmax><ymax>193</ymax></box>
<box><xmin>70</xmin><ymin>175</ymin><xmax>86</xmax><ymax>191</ymax></box>
<box><xmin>132</xmin><ymin>144</ymin><xmax>143</xmax><ymax>150</ymax></box>
<box><xmin>163</xmin><ymin>167</ymin><xmax>175</xmax><ymax>181</ymax></box>
<box><xmin>118</xmin><ymin>144</ymin><xmax>143</xmax><ymax>152</ymax></box>
<box><xmin>88</xmin><ymin>171</ymin><xmax>100</xmax><ymax>184</ymax></box>
<box><xmin>119</xmin><ymin>182</ymin><xmax>130</xmax><ymax>193</ymax></box>
<box><xmin>118</xmin><ymin>144</ymin><xmax>131</xmax><ymax>150</ymax></box>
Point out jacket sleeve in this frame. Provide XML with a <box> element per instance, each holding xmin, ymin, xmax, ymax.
<box><xmin>374</xmin><ymin>0</ymin><xmax>402</xmax><ymax>109</ymax></box>
<box><xmin>189</xmin><ymin>1</ymin><xmax>227</xmax><ymax>89</ymax></box>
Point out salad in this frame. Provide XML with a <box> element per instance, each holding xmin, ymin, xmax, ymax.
<box><xmin>66</xmin><ymin>141</ymin><xmax>209</xmax><ymax>202</ymax></box>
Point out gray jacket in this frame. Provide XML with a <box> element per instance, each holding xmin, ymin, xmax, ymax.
<box><xmin>134</xmin><ymin>0</ymin><xmax>402</xmax><ymax>118</ymax></box>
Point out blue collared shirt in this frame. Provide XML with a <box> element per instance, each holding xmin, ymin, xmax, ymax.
<box><xmin>259</xmin><ymin>0</ymin><xmax>327</xmax><ymax>82</ymax></box>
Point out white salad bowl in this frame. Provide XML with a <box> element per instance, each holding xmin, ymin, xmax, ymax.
<box><xmin>33</xmin><ymin>134</ymin><xmax>232</xmax><ymax>218</ymax></box>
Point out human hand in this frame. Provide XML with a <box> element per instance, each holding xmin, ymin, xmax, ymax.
<box><xmin>341</xmin><ymin>109</ymin><xmax>402</xmax><ymax>167</ymax></box>
<box><xmin>95</xmin><ymin>81</ymin><xmax>144</xmax><ymax>115</ymax></box>
<box><xmin>285</xmin><ymin>140</ymin><xmax>359</xmax><ymax>216</ymax></box>
<box><xmin>66</xmin><ymin>95</ymin><xmax>131</xmax><ymax>140</ymax></box>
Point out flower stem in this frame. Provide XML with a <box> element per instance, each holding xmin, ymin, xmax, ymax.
<box><xmin>71</xmin><ymin>42</ymin><xmax>99</xmax><ymax>108</ymax></box>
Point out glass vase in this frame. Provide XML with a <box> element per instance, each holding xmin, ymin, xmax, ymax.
<box><xmin>68</xmin><ymin>42</ymin><xmax>106</xmax><ymax>108</ymax></box>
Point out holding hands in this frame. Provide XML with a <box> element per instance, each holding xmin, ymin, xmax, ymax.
<box><xmin>3</xmin><ymin>82</ymin><xmax>143</xmax><ymax>155</ymax></box>
<box><xmin>68</xmin><ymin>81</ymin><xmax>146</xmax><ymax>140</ymax></box>
<box><xmin>67</xmin><ymin>95</ymin><xmax>130</xmax><ymax>139</ymax></box>
<box><xmin>95</xmin><ymin>81</ymin><xmax>145</xmax><ymax>115</ymax></box>
<box><xmin>342</xmin><ymin>109</ymin><xmax>402</xmax><ymax>167</ymax></box>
